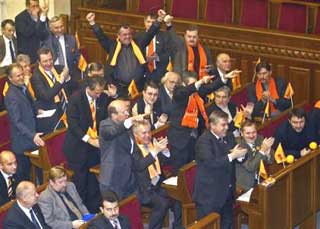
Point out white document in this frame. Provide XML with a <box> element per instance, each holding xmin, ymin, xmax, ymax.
<box><xmin>162</xmin><ymin>176</ymin><xmax>178</xmax><ymax>186</ymax></box>
<box><xmin>236</xmin><ymin>188</ymin><xmax>254</xmax><ymax>202</ymax></box>
<box><xmin>30</xmin><ymin>150</ymin><xmax>39</xmax><ymax>155</ymax></box>
<box><xmin>37</xmin><ymin>109</ymin><xmax>56</xmax><ymax>118</ymax></box>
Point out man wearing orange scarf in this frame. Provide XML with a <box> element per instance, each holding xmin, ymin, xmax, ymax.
<box><xmin>86</xmin><ymin>10</ymin><xmax>167</xmax><ymax>97</ymax></box>
<box><xmin>168</xmin><ymin>72</ymin><xmax>227</xmax><ymax>174</ymax></box>
<box><xmin>248</xmin><ymin>61</ymin><xmax>291</xmax><ymax>118</ymax></box>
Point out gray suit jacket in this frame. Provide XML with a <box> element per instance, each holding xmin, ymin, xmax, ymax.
<box><xmin>0</xmin><ymin>35</ymin><xmax>18</xmax><ymax>64</ymax></box>
<box><xmin>236</xmin><ymin>135</ymin><xmax>274</xmax><ymax>191</ymax></box>
<box><xmin>38</xmin><ymin>182</ymin><xmax>89</xmax><ymax>229</ymax></box>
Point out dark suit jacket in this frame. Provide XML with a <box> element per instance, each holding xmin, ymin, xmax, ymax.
<box><xmin>206</xmin><ymin>102</ymin><xmax>237</xmax><ymax>133</ymax></box>
<box><xmin>193</xmin><ymin>130</ymin><xmax>236</xmax><ymax>208</ymax></box>
<box><xmin>88</xmin><ymin>214</ymin><xmax>131</xmax><ymax>229</ymax></box>
<box><xmin>41</xmin><ymin>33</ymin><xmax>81</xmax><ymax>80</ymax></box>
<box><xmin>0</xmin><ymin>172</ymin><xmax>22</xmax><ymax>206</ymax></box>
<box><xmin>91</xmin><ymin>22</ymin><xmax>160</xmax><ymax>88</ymax></box>
<box><xmin>159</xmin><ymin>85</ymin><xmax>173</xmax><ymax>117</ymax></box>
<box><xmin>0</xmin><ymin>35</ymin><xmax>18</xmax><ymax>64</ymax></box>
<box><xmin>236</xmin><ymin>135</ymin><xmax>273</xmax><ymax>191</ymax></box>
<box><xmin>4</xmin><ymin>83</ymin><xmax>38</xmax><ymax>155</ymax></box>
<box><xmin>209</xmin><ymin>67</ymin><xmax>233</xmax><ymax>91</ymax></box>
<box><xmin>308</xmin><ymin>107</ymin><xmax>320</xmax><ymax>142</ymax></box>
<box><xmin>15</xmin><ymin>9</ymin><xmax>48</xmax><ymax>63</ymax></box>
<box><xmin>98</xmin><ymin>119</ymin><xmax>136</xmax><ymax>199</ymax></box>
<box><xmin>3</xmin><ymin>202</ymin><xmax>50</xmax><ymax>229</ymax></box>
<box><xmin>168</xmin><ymin>79</ymin><xmax>225</xmax><ymax>150</ymax></box>
<box><xmin>247</xmin><ymin>77</ymin><xmax>291</xmax><ymax>117</ymax></box>
<box><xmin>134</xmin><ymin>30</ymin><xmax>170</xmax><ymax>83</ymax></box>
<box><xmin>31</xmin><ymin>65</ymin><xmax>73</xmax><ymax>133</ymax></box>
<box><xmin>63</xmin><ymin>89</ymin><xmax>109</xmax><ymax>163</ymax></box>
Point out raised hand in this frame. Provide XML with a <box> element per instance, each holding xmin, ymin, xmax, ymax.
<box><xmin>225</xmin><ymin>69</ymin><xmax>242</xmax><ymax>79</ymax></box>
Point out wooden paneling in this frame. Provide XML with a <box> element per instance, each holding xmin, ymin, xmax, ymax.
<box><xmin>288</xmin><ymin>67</ymin><xmax>311</xmax><ymax>103</ymax></box>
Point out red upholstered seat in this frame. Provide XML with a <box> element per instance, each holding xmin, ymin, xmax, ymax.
<box><xmin>315</xmin><ymin>9</ymin><xmax>320</xmax><ymax>34</ymax></box>
<box><xmin>240</xmin><ymin>0</ymin><xmax>268</xmax><ymax>28</ymax></box>
<box><xmin>278</xmin><ymin>3</ymin><xmax>307</xmax><ymax>33</ymax></box>
<box><xmin>184</xmin><ymin>163</ymin><xmax>196</xmax><ymax>198</ymax></box>
<box><xmin>230</xmin><ymin>85</ymin><xmax>249</xmax><ymax>107</ymax></box>
<box><xmin>205</xmin><ymin>0</ymin><xmax>233</xmax><ymax>23</ymax></box>
<box><xmin>138</xmin><ymin>0</ymin><xmax>164</xmax><ymax>13</ymax></box>
<box><xmin>119</xmin><ymin>195</ymin><xmax>143</xmax><ymax>229</ymax></box>
<box><xmin>0</xmin><ymin>111</ymin><xmax>10</xmax><ymax>150</ymax></box>
<box><xmin>258</xmin><ymin>114</ymin><xmax>288</xmax><ymax>137</ymax></box>
<box><xmin>45</xmin><ymin>130</ymin><xmax>67</xmax><ymax>167</ymax></box>
<box><xmin>171</xmin><ymin>0</ymin><xmax>198</xmax><ymax>19</ymax></box>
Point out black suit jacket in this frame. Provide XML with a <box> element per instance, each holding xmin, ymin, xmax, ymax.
<box><xmin>247</xmin><ymin>77</ymin><xmax>291</xmax><ymax>117</ymax></box>
<box><xmin>90</xmin><ymin>22</ymin><xmax>160</xmax><ymax>89</ymax></box>
<box><xmin>3</xmin><ymin>202</ymin><xmax>50</xmax><ymax>229</ymax></box>
<box><xmin>135</xmin><ymin>30</ymin><xmax>170</xmax><ymax>83</ymax></box>
<box><xmin>206</xmin><ymin>102</ymin><xmax>237</xmax><ymax>133</ymax></box>
<box><xmin>63</xmin><ymin>89</ymin><xmax>110</xmax><ymax>163</ymax></box>
<box><xmin>209</xmin><ymin>68</ymin><xmax>233</xmax><ymax>91</ymax></box>
<box><xmin>88</xmin><ymin>214</ymin><xmax>131</xmax><ymax>229</ymax></box>
<box><xmin>193</xmin><ymin>130</ymin><xmax>236</xmax><ymax>208</ymax></box>
<box><xmin>168</xmin><ymin>79</ymin><xmax>225</xmax><ymax>150</ymax></box>
<box><xmin>15</xmin><ymin>9</ymin><xmax>48</xmax><ymax>63</ymax></box>
<box><xmin>4</xmin><ymin>83</ymin><xmax>38</xmax><ymax>155</ymax></box>
<box><xmin>159</xmin><ymin>85</ymin><xmax>173</xmax><ymax>117</ymax></box>
<box><xmin>0</xmin><ymin>173</ymin><xmax>22</xmax><ymax>206</ymax></box>
<box><xmin>0</xmin><ymin>35</ymin><xmax>18</xmax><ymax>64</ymax></box>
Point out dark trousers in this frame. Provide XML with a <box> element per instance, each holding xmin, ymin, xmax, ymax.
<box><xmin>15</xmin><ymin>154</ymin><xmax>31</xmax><ymax>180</ymax></box>
<box><xmin>170</xmin><ymin>137</ymin><xmax>196</xmax><ymax>175</ymax></box>
<box><xmin>196</xmin><ymin>187</ymin><xmax>234</xmax><ymax>229</ymax></box>
<box><xmin>67</xmin><ymin>149</ymin><xmax>100</xmax><ymax>213</ymax></box>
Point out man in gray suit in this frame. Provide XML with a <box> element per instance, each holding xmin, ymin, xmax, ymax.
<box><xmin>0</xmin><ymin>19</ymin><xmax>17</xmax><ymax>74</ymax></box>
<box><xmin>38</xmin><ymin>166</ymin><xmax>89</xmax><ymax>229</ymax></box>
<box><xmin>236</xmin><ymin>120</ymin><xmax>274</xmax><ymax>191</ymax></box>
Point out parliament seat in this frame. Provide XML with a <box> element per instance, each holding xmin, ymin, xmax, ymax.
<box><xmin>240</xmin><ymin>0</ymin><xmax>268</xmax><ymax>28</ymax></box>
<box><xmin>24</xmin><ymin>128</ymin><xmax>68</xmax><ymax>183</ymax></box>
<box><xmin>278</xmin><ymin>2</ymin><xmax>308</xmax><ymax>33</ymax></box>
<box><xmin>0</xmin><ymin>111</ymin><xmax>11</xmax><ymax>152</ymax></box>
<box><xmin>230</xmin><ymin>83</ymin><xmax>250</xmax><ymax>107</ymax></box>
<box><xmin>205</xmin><ymin>0</ymin><xmax>233</xmax><ymax>24</ymax></box>
<box><xmin>314</xmin><ymin>7</ymin><xmax>320</xmax><ymax>34</ymax></box>
<box><xmin>170</xmin><ymin>0</ymin><xmax>199</xmax><ymax>19</ymax></box>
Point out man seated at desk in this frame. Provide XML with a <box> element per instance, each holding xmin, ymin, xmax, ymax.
<box><xmin>236</xmin><ymin>120</ymin><xmax>274</xmax><ymax>191</ymax></box>
<box><xmin>273</xmin><ymin>108</ymin><xmax>318</xmax><ymax>159</ymax></box>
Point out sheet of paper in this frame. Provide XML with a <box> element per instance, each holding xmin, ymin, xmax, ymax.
<box><xmin>37</xmin><ymin>109</ymin><xmax>56</xmax><ymax>118</ymax></box>
<box><xmin>162</xmin><ymin>176</ymin><xmax>178</xmax><ymax>186</ymax></box>
<box><xmin>236</xmin><ymin>188</ymin><xmax>254</xmax><ymax>202</ymax></box>
<box><xmin>30</xmin><ymin>150</ymin><xmax>39</xmax><ymax>155</ymax></box>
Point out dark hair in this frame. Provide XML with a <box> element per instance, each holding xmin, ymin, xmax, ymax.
<box><xmin>6</xmin><ymin>63</ymin><xmax>22</xmax><ymax>78</ymax></box>
<box><xmin>37</xmin><ymin>48</ymin><xmax>52</xmax><ymax>59</ymax></box>
<box><xmin>209</xmin><ymin>110</ymin><xmax>228</xmax><ymax>124</ymax></box>
<box><xmin>101</xmin><ymin>190</ymin><xmax>119</xmax><ymax>203</ymax></box>
<box><xmin>186</xmin><ymin>24</ymin><xmax>199</xmax><ymax>33</ymax></box>
<box><xmin>86</xmin><ymin>76</ymin><xmax>106</xmax><ymax>90</ymax></box>
<box><xmin>240</xmin><ymin>120</ymin><xmax>257</xmax><ymax>132</ymax></box>
<box><xmin>1</xmin><ymin>19</ymin><xmax>15</xmax><ymax>29</ymax></box>
<box><xmin>182</xmin><ymin>71</ymin><xmax>198</xmax><ymax>85</ymax></box>
<box><xmin>118</xmin><ymin>24</ymin><xmax>131</xmax><ymax>34</ymax></box>
<box><xmin>255</xmin><ymin>61</ymin><xmax>271</xmax><ymax>73</ymax></box>
<box><xmin>288</xmin><ymin>108</ymin><xmax>306</xmax><ymax>119</ymax></box>
<box><xmin>88</xmin><ymin>62</ymin><xmax>104</xmax><ymax>74</ymax></box>
<box><xmin>143</xmin><ymin>80</ymin><xmax>159</xmax><ymax>91</ymax></box>
<box><xmin>144</xmin><ymin>13</ymin><xmax>157</xmax><ymax>21</ymax></box>
<box><xmin>26</xmin><ymin>0</ymin><xmax>39</xmax><ymax>6</ymax></box>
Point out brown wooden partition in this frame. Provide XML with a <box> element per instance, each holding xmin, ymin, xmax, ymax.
<box><xmin>238</xmin><ymin>149</ymin><xmax>320</xmax><ymax>229</ymax></box>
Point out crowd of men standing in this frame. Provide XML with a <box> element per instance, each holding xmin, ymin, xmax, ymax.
<box><xmin>0</xmin><ymin>0</ymin><xmax>320</xmax><ymax>228</ymax></box>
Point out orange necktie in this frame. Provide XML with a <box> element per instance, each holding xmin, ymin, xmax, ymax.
<box><xmin>90</xmin><ymin>100</ymin><xmax>97</xmax><ymax>134</ymax></box>
<box><xmin>147</xmin><ymin>39</ymin><xmax>155</xmax><ymax>72</ymax></box>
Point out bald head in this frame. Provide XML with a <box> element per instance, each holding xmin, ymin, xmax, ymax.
<box><xmin>216</xmin><ymin>53</ymin><xmax>231</xmax><ymax>74</ymax></box>
<box><xmin>108</xmin><ymin>99</ymin><xmax>130</xmax><ymax>123</ymax></box>
<box><xmin>0</xmin><ymin>151</ymin><xmax>17</xmax><ymax>175</ymax></box>
<box><xmin>16</xmin><ymin>181</ymin><xmax>38</xmax><ymax>208</ymax></box>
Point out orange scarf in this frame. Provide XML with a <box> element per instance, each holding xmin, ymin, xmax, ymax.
<box><xmin>181</xmin><ymin>93</ymin><xmax>209</xmax><ymax>128</ymax></box>
<box><xmin>314</xmin><ymin>100</ymin><xmax>320</xmax><ymax>109</ymax></box>
<box><xmin>187</xmin><ymin>42</ymin><xmax>207</xmax><ymax>79</ymax></box>
<box><xmin>137</xmin><ymin>143</ymin><xmax>161</xmax><ymax>180</ymax></box>
<box><xmin>255</xmin><ymin>77</ymin><xmax>279</xmax><ymax>112</ymax></box>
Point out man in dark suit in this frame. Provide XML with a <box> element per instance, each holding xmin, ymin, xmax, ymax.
<box><xmin>159</xmin><ymin>71</ymin><xmax>181</xmax><ymax>117</ymax></box>
<box><xmin>88</xmin><ymin>190</ymin><xmax>130</xmax><ymax>229</ymax></box>
<box><xmin>3</xmin><ymin>181</ymin><xmax>50</xmax><ymax>229</ymax></box>
<box><xmin>248</xmin><ymin>61</ymin><xmax>291</xmax><ymax>118</ymax></box>
<box><xmin>42</xmin><ymin>15</ymin><xmax>81</xmax><ymax>82</ymax></box>
<box><xmin>63</xmin><ymin>76</ymin><xmax>113</xmax><ymax>212</ymax></box>
<box><xmin>0</xmin><ymin>151</ymin><xmax>22</xmax><ymax>206</ymax></box>
<box><xmin>15</xmin><ymin>0</ymin><xmax>49</xmax><ymax>63</ymax></box>
<box><xmin>0</xmin><ymin>19</ymin><xmax>17</xmax><ymax>74</ymax></box>
<box><xmin>236</xmin><ymin>120</ymin><xmax>274</xmax><ymax>191</ymax></box>
<box><xmin>273</xmin><ymin>108</ymin><xmax>318</xmax><ymax>159</ymax></box>
<box><xmin>4</xmin><ymin>63</ymin><xmax>44</xmax><ymax>180</ymax></box>
<box><xmin>132</xmin><ymin>80</ymin><xmax>167</xmax><ymax>129</ymax></box>
<box><xmin>85</xmin><ymin>10</ymin><xmax>166</xmax><ymax>97</ymax></box>
<box><xmin>135</xmin><ymin>13</ymin><xmax>171</xmax><ymax>84</ymax></box>
<box><xmin>31</xmin><ymin>48</ymin><xmax>72</xmax><ymax>134</ymax></box>
<box><xmin>99</xmin><ymin>100</ymin><xmax>144</xmax><ymax>199</ymax></box>
<box><xmin>193</xmin><ymin>110</ymin><xmax>247</xmax><ymax>229</ymax></box>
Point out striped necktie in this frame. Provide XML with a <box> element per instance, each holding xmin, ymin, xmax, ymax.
<box><xmin>7</xmin><ymin>176</ymin><xmax>14</xmax><ymax>199</ymax></box>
